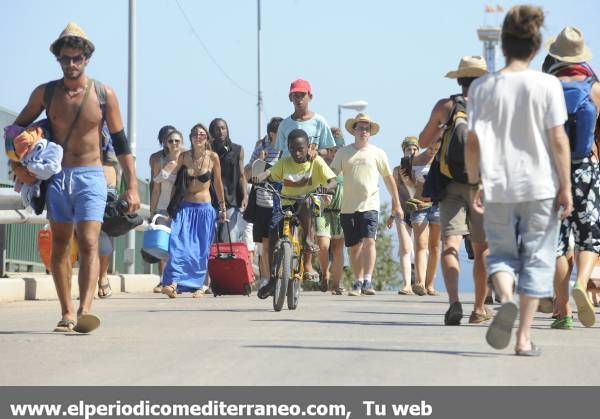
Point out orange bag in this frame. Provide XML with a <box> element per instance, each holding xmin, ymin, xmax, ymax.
<box><xmin>37</xmin><ymin>225</ymin><xmax>78</xmax><ymax>272</ymax></box>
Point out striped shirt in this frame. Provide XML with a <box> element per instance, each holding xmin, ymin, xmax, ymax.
<box><xmin>249</xmin><ymin>139</ymin><xmax>281</xmax><ymax>207</ymax></box>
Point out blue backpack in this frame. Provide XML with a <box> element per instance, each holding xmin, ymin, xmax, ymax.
<box><xmin>562</xmin><ymin>78</ymin><xmax>598</xmax><ymax>160</ymax></box>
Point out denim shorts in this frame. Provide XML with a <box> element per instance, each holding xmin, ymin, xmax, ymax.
<box><xmin>410</xmin><ymin>203</ymin><xmax>440</xmax><ymax>225</ymax></box>
<box><xmin>483</xmin><ymin>198</ymin><xmax>559</xmax><ymax>298</ymax></box>
<box><xmin>46</xmin><ymin>167</ymin><xmax>107</xmax><ymax>224</ymax></box>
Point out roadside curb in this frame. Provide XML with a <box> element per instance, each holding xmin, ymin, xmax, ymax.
<box><xmin>0</xmin><ymin>273</ymin><xmax>159</xmax><ymax>302</ymax></box>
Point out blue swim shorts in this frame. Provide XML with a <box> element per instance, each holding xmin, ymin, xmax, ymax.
<box><xmin>46</xmin><ymin>167</ymin><xmax>107</xmax><ymax>224</ymax></box>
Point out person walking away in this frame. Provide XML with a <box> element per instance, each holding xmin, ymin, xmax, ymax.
<box><xmin>543</xmin><ymin>26</ymin><xmax>600</xmax><ymax>329</ymax></box>
<box><xmin>419</xmin><ymin>56</ymin><xmax>490</xmax><ymax>325</ymax></box>
<box><xmin>466</xmin><ymin>5</ymin><xmax>573</xmax><ymax>356</ymax></box>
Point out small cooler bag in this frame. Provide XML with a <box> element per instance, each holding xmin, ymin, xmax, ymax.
<box><xmin>142</xmin><ymin>214</ymin><xmax>171</xmax><ymax>260</ymax></box>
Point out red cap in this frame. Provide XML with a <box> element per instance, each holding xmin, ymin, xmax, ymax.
<box><xmin>289</xmin><ymin>79</ymin><xmax>311</xmax><ymax>94</ymax></box>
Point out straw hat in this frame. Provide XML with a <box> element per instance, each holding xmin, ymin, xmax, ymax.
<box><xmin>345</xmin><ymin>113</ymin><xmax>380</xmax><ymax>136</ymax></box>
<box><xmin>445</xmin><ymin>56</ymin><xmax>488</xmax><ymax>79</ymax></box>
<box><xmin>546</xmin><ymin>26</ymin><xmax>592</xmax><ymax>63</ymax></box>
<box><xmin>50</xmin><ymin>22</ymin><xmax>95</xmax><ymax>56</ymax></box>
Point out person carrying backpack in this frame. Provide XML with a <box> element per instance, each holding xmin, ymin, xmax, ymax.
<box><xmin>419</xmin><ymin>56</ymin><xmax>490</xmax><ymax>325</ymax></box>
<box><xmin>10</xmin><ymin>23</ymin><xmax>140</xmax><ymax>334</ymax></box>
<box><xmin>543</xmin><ymin>26</ymin><xmax>600</xmax><ymax>329</ymax></box>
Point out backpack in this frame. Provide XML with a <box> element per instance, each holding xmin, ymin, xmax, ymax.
<box><xmin>43</xmin><ymin>79</ymin><xmax>117</xmax><ymax>165</ymax></box>
<box><xmin>438</xmin><ymin>94</ymin><xmax>469</xmax><ymax>184</ymax></box>
<box><xmin>562</xmin><ymin>78</ymin><xmax>598</xmax><ymax>160</ymax></box>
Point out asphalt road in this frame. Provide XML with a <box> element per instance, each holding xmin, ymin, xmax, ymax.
<box><xmin>0</xmin><ymin>291</ymin><xmax>598</xmax><ymax>385</ymax></box>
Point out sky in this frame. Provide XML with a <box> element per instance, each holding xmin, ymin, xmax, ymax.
<box><xmin>1</xmin><ymin>0</ymin><xmax>597</xmax><ymax>291</ymax></box>
<box><xmin>2</xmin><ymin>0</ymin><xmax>599</xmax><ymax>183</ymax></box>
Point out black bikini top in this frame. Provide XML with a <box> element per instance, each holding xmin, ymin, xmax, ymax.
<box><xmin>190</xmin><ymin>170</ymin><xmax>212</xmax><ymax>183</ymax></box>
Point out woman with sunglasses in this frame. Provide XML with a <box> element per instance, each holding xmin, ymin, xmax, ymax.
<box><xmin>161</xmin><ymin>123</ymin><xmax>226</xmax><ymax>298</ymax></box>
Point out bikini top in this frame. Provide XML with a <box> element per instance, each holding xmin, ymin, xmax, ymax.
<box><xmin>190</xmin><ymin>170</ymin><xmax>212</xmax><ymax>183</ymax></box>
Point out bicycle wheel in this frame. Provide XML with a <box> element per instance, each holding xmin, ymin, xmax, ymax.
<box><xmin>287</xmin><ymin>277</ymin><xmax>300</xmax><ymax>310</ymax></box>
<box><xmin>273</xmin><ymin>240</ymin><xmax>291</xmax><ymax>312</ymax></box>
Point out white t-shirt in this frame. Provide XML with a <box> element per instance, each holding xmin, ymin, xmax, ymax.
<box><xmin>467</xmin><ymin>69</ymin><xmax>567</xmax><ymax>203</ymax></box>
<box><xmin>330</xmin><ymin>143</ymin><xmax>392</xmax><ymax>213</ymax></box>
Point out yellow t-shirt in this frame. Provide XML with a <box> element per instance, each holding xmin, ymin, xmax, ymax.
<box><xmin>330</xmin><ymin>143</ymin><xmax>392</xmax><ymax>213</ymax></box>
<box><xmin>269</xmin><ymin>156</ymin><xmax>336</xmax><ymax>205</ymax></box>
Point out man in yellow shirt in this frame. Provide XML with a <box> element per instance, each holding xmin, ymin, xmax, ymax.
<box><xmin>331</xmin><ymin>114</ymin><xmax>403</xmax><ymax>296</ymax></box>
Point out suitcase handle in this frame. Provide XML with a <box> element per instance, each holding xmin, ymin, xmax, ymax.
<box><xmin>215</xmin><ymin>214</ymin><xmax>235</xmax><ymax>255</ymax></box>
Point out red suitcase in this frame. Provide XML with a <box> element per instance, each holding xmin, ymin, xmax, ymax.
<box><xmin>208</xmin><ymin>226</ymin><xmax>254</xmax><ymax>296</ymax></box>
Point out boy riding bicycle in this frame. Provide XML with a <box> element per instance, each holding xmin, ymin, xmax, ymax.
<box><xmin>252</xmin><ymin>129</ymin><xmax>337</xmax><ymax>298</ymax></box>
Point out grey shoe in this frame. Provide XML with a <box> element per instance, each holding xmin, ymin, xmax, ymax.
<box><xmin>486</xmin><ymin>301</ymin><xmax>518</xmax><ymax>350</ymax></box>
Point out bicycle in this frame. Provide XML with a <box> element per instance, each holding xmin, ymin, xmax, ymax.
<box><xmin>256</xmin><ymin>182</ymin><xmax>330</xmax><ymax>312</ymax></box>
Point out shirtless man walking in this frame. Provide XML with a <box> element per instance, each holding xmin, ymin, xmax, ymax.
<box><xmin>12</xmin><ymin>23</ymin><xmax>140</xmax><ymax>333</ymax></box>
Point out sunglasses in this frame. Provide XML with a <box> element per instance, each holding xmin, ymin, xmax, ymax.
<box><xmin>57</xmin><ymin>54</ymin><xmax>85</xmax><ymax>66</ymax></box>
<box><xmin>354</xmin><ymin>126</ymin><xmax>371</xmax><ymax>132</ymax></box>
<box><xmin>167</xmin><ymin>139</ymin><xmax>181</xmax><ymax>145</ymax></box>
<box><xmin>191</xmin><ymin>133</ymin><xmax>208</xmax><ymax>139</ymax></box>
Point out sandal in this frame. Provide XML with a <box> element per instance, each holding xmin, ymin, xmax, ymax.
<box><xmin>426</xmin><ymin>289</ymin><xmax>440</xmax><ymax>296</ymax></box>
<box><xmin>153</xmin><ymin>283</ymin><xmax>163</xmax><ymax>293</ymax></box>
<box><xmin>53</xmin><ymin>319</ymin><xmax>76</xmax><ymax>333</ymax></box>
<box><xmin>331</xmin><ymin>287</ymin><xmax>344</xmax><ymax>295</ymax></box>
<box><xmin>97</xmin><ymin>276</ymin><xmax>112</xmax><ymax>299</ymax></box>
<box><xmin>303</xmin><ymin>271</ymin><xmax>320</xmax><ymax>283</ymax></box>
<box><xmin>161</xmin><ymin>284</ymin><xmax>177</xmax><ymax>299</ymax></box>
<box><xmin>192</xmin><ymin>286</ymin><xmax>207</xmax><ymax>298</ymax></box>
<box><xmin>412</xmin><ymin>284</ymin><xmax>427</xmax><ymax>296</ymax></box>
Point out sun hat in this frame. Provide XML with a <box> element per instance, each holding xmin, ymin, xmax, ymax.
<box><xmin>345</xmin><ymin>113</ymin><xmax>380</xmax><ymax>136</ymax></box>
<box><xmin>50</xmin><ymin>22</ymin><xmax>95</xmax><ymax>56</ymax></box>
<box><xmin>445</xmin><ymin>56</ymin><xmax>488</xmax><ymax>79</ymax></box>
<box><xmin>546</xmin><ymin>26</ymin><xmax>592</xmax><ymax>63</ymax></box>
<box><xmin>401</xmin><ymin>136</ymin><xmax>419</xmax><ymax>150</ymax></box>
<box><xmin>289</xmin><ymin>79</ymin><xmax>312</xmax><ymax>94</ymax></box>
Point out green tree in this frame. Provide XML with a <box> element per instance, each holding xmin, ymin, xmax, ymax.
<box><xmin>343</xmin><ymin>203</ymin><xmax>401</xmax><ymax>291</ymax></box>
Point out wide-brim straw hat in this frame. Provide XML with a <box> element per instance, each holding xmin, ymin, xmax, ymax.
<box><xmin>546</xmin><ymin>26</ymin><xmax>592</xmax><ymax>63</ymax></box>
<box><xmin>445</xmin><ymin>56</ymin><xmax>488</xmax><ymax>78</ymax></box>
<box><xmin>50</xmin><ymin>22</ymin><xmax>95</xmax><ymax>56</ymax></box>
<box><xmin>345</xmin><ymin>113</ymin><xmax>380</xmax><ymax>136</ymax></box>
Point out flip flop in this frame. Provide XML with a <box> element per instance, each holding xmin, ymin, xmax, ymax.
<box><xmin>426</xmin><ymin>289</ymin><xmax>440</xmax><ymax>296</ymax></box>
<box><xmin>398</xmin><ymin>289</ymin><xmax>414</xmax><ymax>295</ymax></box>
<box><xmin>53</xmin><ymin>319</ymin><xmax>75</xmax><ymax>333</ymax></box>
<box><xmin>97</xmin><ymin>277</ymin><xmax>112</xmax><ymax>299</ymax></box>
<box><xmin>572</xmin><ymin>285</ymin><xmax>596</xmax><ymax>327</ymax></box>
<box><xmin>515</xmin><ymin>342</ymin><xmax>542</xmax><ymax>357</ymax></box>
<box><xmin>73</xmin><ymin>313</ymin><xmax>101</xmax><ymax>334</ymax></box>
<box><xmin>486</xmin><ymin>301</ymin><xmax>518</xmax><ymax>350</ymax></box>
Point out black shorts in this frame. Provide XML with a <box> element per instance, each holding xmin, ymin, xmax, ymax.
<box><xmin>340</xmin><ymin>210</ymin><xmax>378</xmax><ymax>247</ymax></box>
<box><xmin>253</xmin><ymin>205</ymin><xmax>273</xmax><ymax>242</ymax></box>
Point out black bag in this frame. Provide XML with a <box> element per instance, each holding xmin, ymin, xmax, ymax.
<box><xmin>242</xmin><ymin>186</ymin><xmax>258</xmax><ymax>223</ymax></box>
<box><xmin>102</xmin><ymin>191</ymin><xmax>143</xmax><ymax>237</ymax></box>
<box><xmin>438</xmin><ymin>94</ymin><xmax>469</xmax><ymax>184</ymax></box>
<box><xmin>422</xmin><ymin>153</ymin><xmax>450</xmax><ymax>202</ymax></box>
<box><xmin>31</xmin><ymin>178</ymin><xmax>49</xmax><ymax>215</ymax></box>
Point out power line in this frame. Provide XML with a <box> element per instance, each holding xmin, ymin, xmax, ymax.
<box><xmin>174</xmin><ymin>0</ymin><xmax>256</xmax><ymax>98</ymax></box>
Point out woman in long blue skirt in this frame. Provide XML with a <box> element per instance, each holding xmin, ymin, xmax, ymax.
<box><xmin>161</xmin><ymin>125</ymin><xmax>226</xmax><ymax>298</ymax></box>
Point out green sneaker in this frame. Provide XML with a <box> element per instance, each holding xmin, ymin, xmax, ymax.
<box><xmin>550</xmin><ymin>316</ymin><xmax>573</xmax><ymax>330</ymax></box>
